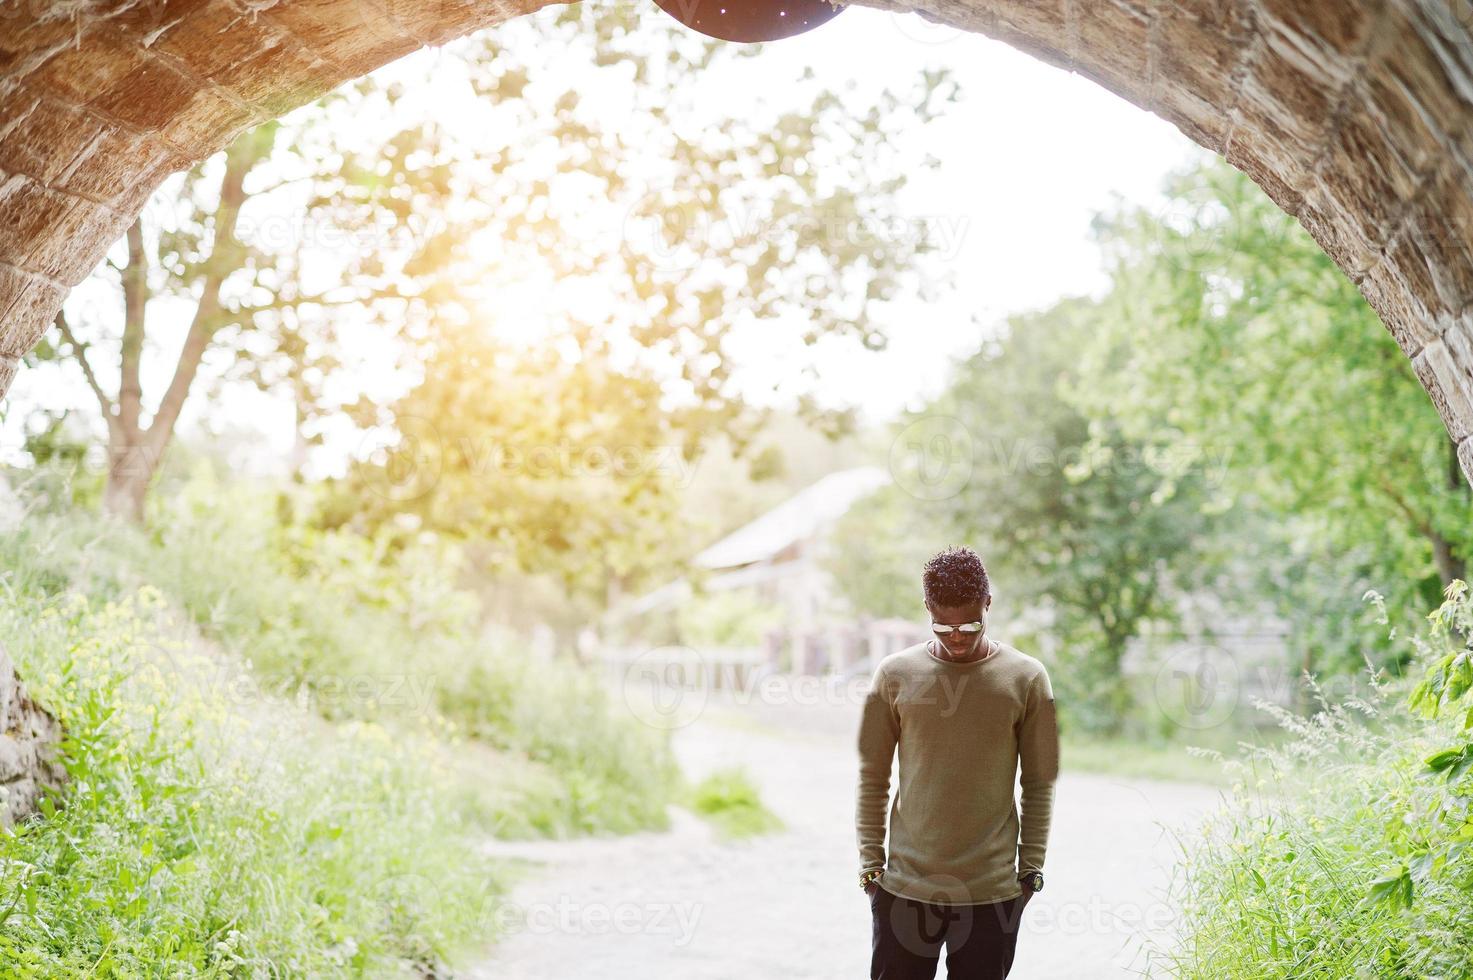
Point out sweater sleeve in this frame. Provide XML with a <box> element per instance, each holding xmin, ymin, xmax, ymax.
<box><xmin>1016</xmin><ymin>667</ymin><xmax>1060</xmax><ymax>876</ymax></box>
<box><xmin>856</xmin><ymin>661</ymin><xmax>900</xmax><ymax>873</ymax></box>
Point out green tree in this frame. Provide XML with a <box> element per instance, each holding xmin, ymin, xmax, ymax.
<box><xmin>916</xmin><ymin>298</ymin><xmax>1220</xmax><ymax>733</ymax></box>
<box><xmin>1070</xmin><ymin>160</ymin><xmax>1473</xmax><ymax>659</ymax></box>
<box><xmin>34</xmin><ymin>2</ymin><xmax>957</xmax><ymax>531</ymax></box>
<box><xmin>338</xmin><ymin>5</ymin><xmax>958</xmax><ymax>609</ymax></box>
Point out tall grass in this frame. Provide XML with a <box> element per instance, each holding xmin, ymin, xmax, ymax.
<box><xmin>5</xmin><ymin>459</ymin><xmax>680</xmax><ymax>838</ymax></box>
<box><xmin>0</xmin><ymin>587</ymin><xmax>503</xmax><ymax>976</ymax></box>
<box><xmin>0</xmin><ymin>458</ymin><xmax>687</xmax><ymax>973</ymax></box>
<box><xmin>1153</xmin><ymin>592</ymin><xmax>1473</xmax><ymax>979</ymax></box>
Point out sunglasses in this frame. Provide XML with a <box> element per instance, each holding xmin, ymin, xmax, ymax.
<box><xmin>930</xmin><ymin>621</ymin><xmax>984</xmax><ymax>635</ymax></box>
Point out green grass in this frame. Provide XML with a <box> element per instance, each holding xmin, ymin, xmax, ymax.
<box><xmin>1147</xmin><ymin>667</ymin><xmax>1473</xmax><ymax>977</ymax></box>
<box><xmin>0</xmin><ymin>588</ymin><xmax>506</xmax><ymax>977</ymax></box>
<box><xmin>0</xmin><ymin>460</ymin><xmax>687</xmax><ymax>975</ymax></box>
<box><xmin>4</xmin><ymin>460</ymin><xmax>681</xmax><ymax>839</ymax></box>
<box><xmin>680</xmin><ymin>766</ymin><xmax>784</xmax><ymax>841</ymax></box>
<box><xmin>1060</xmin><ymin>731</ymin><xmax>1288</xmax><ymax>787</ymax></box>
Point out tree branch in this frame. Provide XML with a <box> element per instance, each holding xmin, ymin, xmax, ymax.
<box><xmin>143</xmin><ymin>127</ymin><xmax>274</xmax><ymax>461</ymax></box>
<box><xmin>53</xmin><ymin>311</ymin><xmax>122</xmax><ymax>444</ymax></box>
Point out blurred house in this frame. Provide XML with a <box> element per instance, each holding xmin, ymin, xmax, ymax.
<box><xmin>607</xmin><ymin>465</ymin><xmax>929</xmax><ymax>677</ymax></box>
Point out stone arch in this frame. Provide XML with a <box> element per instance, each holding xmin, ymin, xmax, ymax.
<box><xmin>2</xmin><ymin>0</ymin><xmax>1472</xmax><ymax>474</ymax></box>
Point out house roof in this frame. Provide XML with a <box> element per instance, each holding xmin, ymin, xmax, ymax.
<box><xmin>694</xmin><ymin>465</ymin><xmax>891</xmax><ymax>569</ymax></box>
<box><xmin>610</xmin><ymin>465</ymin><xmax>892</xmax><ymax>620</ymax></box>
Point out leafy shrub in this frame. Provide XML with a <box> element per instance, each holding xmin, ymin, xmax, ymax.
<box><xmin>1156</xmin><ymin>585</ymin><xmax>1473</xmax><ymax>978</ymax></box>
<box><xmin>0</xmin><ymin>588</ymin><xmax>505</xmax><ymax>977</ymax></box>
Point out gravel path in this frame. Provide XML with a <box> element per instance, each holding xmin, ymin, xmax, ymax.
<box><xmin>469</xmin><ymin>687</ymin><xmax>1229</xmax><ymax>979</ymax></box>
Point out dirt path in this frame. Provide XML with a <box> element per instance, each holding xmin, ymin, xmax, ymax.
<box><xmin>469</xmin><ymin>690</ymin><xmax>1229</xmax><ymax>979</ymax></box>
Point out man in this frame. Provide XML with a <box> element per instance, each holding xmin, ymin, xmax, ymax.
<box><xmin>856</xmin><ymin>545</ymin><xmax>1060</xmax><ymax>979</ymax></box>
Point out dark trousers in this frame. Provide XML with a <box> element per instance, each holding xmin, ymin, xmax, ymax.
<box><xmin>869</xmin><ymin>884</ymin><xmax>1022</xmax><ymax>979</ymax></box>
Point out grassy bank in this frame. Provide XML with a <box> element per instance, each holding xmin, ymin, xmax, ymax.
<box><xmin>1152</xmin><ymin>590</ymin><xmax>1473</xmax><ymax>978</ymax></box>
<box><xmin>0</xmin><ymin>461</ymin><xmax>683</xmax><ymax>975</ymax></box>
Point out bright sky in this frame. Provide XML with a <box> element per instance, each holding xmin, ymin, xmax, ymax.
<box><xmin>1</xmin><ymin>3</ymin><xmax>1209</xmax><ymax>474</ymax></box>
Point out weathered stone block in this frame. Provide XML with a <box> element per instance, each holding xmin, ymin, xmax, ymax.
<box><xmin>24</xmin><ymin>34</ymin><xmax>148</xmax><ymax>109</ymax></box>
<box><xmin>1413</xmin><ymin>336</ymin><xmax>1473</xmax><ymax>442</ymax></box>
<box><xmin>157</xmin><ymin>86</ymin><xmax>257</xmax><ymax>154</ymax></box>
<box><xmin>1155</xmin><ymin>0</ymin><xmax>1247</xmax><ymax>112</ymax></box>
<box><xmin>1320</xmin><ymin>95</ymin><xmax>1422</xmax><ymax>251</ymax></box>
<box><xmin>1384</xmin><ymin>228</ymin><xmax>1452</xmax><ymax>321</ymax></box>
<box><xmin>0</xmin><ymin>93</ymin><xmax>103</xmax><ymax>184</ymax></box>
<box><xmin>0</xmin><ymin>12</ymin><xmax>80</xmax><ymax>82</ymax></box>
<box><xmin>155</xmin><ymin>0</ymin><xmax>287</xmax><ymax>79</ymax></box>
<box><xmin>1238</xmin><ymin>30</ymin><xmax>1341</xmax><ymax>153</ymax></box>
<box><xmin>1359</xmin><ymin>260</ymin><xmax>1446</xmax><ymax>359</ymax></box>
<box><xmin>0</xmin><ymin>170</ymin><xmax>66</xmax><ymax>251</ymax></box>
<box><xmin>1406</xmin><ymin>167</ymin><xmax>1473</xmax><ymax>316</ymax></box>
<box><xmin>1225</xmin><ymin>128</ymin><xmax>1306</xmax><ymax>215</ymax></box>
<box><xmin>209</xmin><ymin>40</ymin><xmax>334</xmax><ymax>115</ymax></box>
<box><xmin>1073</xmin><ymin>0</ymin><xmax>1151</xmax><ymax>104</ymax></box>
<box><xmin>0</xmin><ymin>264</ymin><xmax>63</xmax><ymax>351</ymax></box>
<box><xmin>1257</xmin><ymin>0</ymin><xmax>1374</xmax><ymax>65</ymax></box>
<box><xmin>1296</xmin><ymin>183</ymin><xmax>1380</xmax><ymax>279</ymax></box>
<box><xmin>94</xmin><ymin>55</ymin><xmax>201</xmax><ymax>132</ymax></box>
<box><xmin>0</xmin><ymin>643</ymin><xmax>66</xmax><ymax>829</ymax></box>
<box><xmin>262</xmin><ymin>0</ymin><xmax>418</xmax><ymax>76</ymax></box>
<box><xmin>55</xmin><ymin>125</ymin><xmax>156</xmax><ymax>203</ymax></box>
<box><xmin>0</xmin><ymin>87</ymin><xmax>41</xmax><ymax>142</ymax></box>
<box><xmin>991</xmin><ymin>0</ymin><xmax>1067</xmax><ymax>47</ymax></box>
<box><xmin>108</xmin><ymin>0</ymin><xmax>217</xmax><ymax>46</ymax></box>
<box><xmin>27</xmin><ymin>194</ymin><xmax>133</xmax><ymax>285</ymax></box>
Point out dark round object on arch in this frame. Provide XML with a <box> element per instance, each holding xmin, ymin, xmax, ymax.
<box><xmin>653</xmin><ymin>0</ymin><xmax>846</xmax><ymax>42</ymax></box>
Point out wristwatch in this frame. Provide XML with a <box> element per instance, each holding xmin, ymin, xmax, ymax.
<box><xmin>1018</xmin><ymin>871</ymin><xmax>1044</xmax><ymax>893</ymax></box>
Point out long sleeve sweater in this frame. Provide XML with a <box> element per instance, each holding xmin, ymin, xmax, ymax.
<box><xmin>855</xmin><ymin>638</ymin><xmax>1060</xmax><ymax>905</ymax></box>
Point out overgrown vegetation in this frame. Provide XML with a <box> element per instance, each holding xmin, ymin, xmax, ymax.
<box><xmin>0</xmin><ymin>460</ymin><xmax>683</xmax><ymax>975</ymax></box>
<box><xmin>1155</xmin><ymin>584</ymin><xmax>1473</xmax><ymax>978</ymax></box>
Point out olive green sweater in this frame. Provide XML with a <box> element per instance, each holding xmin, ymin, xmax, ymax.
<box><xmin>855</xmin><ymin>638</ymin><xmax>1060</xmax><ymax>905</ymax></box>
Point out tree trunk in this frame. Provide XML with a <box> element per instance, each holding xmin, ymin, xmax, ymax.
<box><xmin>102</xmin><ymin>433</ymin><xmax>156</xmax><ymax>524</ymax></box>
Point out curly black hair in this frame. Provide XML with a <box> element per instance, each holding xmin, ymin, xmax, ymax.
<box><xmin>922</xmin><ymin>545</ymin><xmax>991</xmax><ymax>608</ymax></box>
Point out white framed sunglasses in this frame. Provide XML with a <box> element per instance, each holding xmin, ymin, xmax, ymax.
<box><xmin>930</xmin><ymin>621</ymin><xmax>984</xmax><ymax>635</ymax></box>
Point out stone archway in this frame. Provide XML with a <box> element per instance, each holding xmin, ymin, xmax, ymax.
<box><xmin>2</xmin><ymin>0</ymin><xmax>1472</xmax><ymax>473</ymax></box>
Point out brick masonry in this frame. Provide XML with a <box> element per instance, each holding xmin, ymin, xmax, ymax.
<box><xmin>1</xmin><ymin>0</ymin><xmax>1472</xmax><ymax>476</ymax></box>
